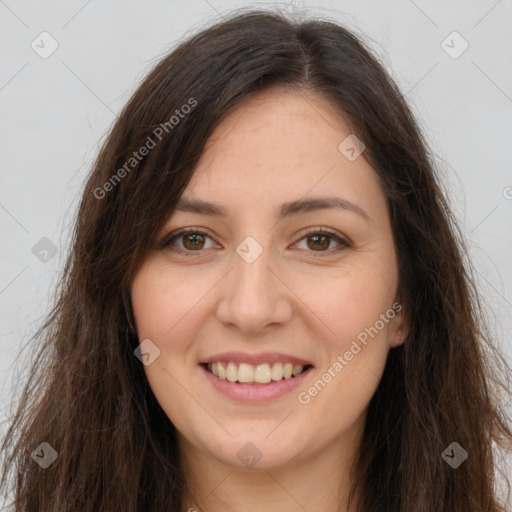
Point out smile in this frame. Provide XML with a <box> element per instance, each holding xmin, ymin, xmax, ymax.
<box><xmin>199</xmin><ymin>362</ymin><xmax>314</xmax><ymax>403</ymax></box>
<box><xmin>203</xmin><ymin>361</ymin><xmax>312</xmax><ymax>385</ymax></box>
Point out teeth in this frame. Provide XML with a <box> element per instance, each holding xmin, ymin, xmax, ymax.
<box><xmin>254</xmin><ymin>363</ymin><xmax>272</xmax><ymax>384</ymax></box>
<box><xmin>207</xmin><ymin>361</ymin><xmax>307</xmax><ymax>384</ymax></box>
<box><xmin>292</xmin><ymin>364</ymin><xmax>303</xmax><ymax>376</ymax></box>
<box><xmin>238</xmin><ymin>363</ymin><xmax>254</xmax><ymax>383</ymax></box>
<box><xmin>271</xmin><ymin>362</ymin><xmax>283</xmax><ymax>381</ymax></box>
<box><xmin>226</xmin><ymin>362</ymin><xmax>238</xmax><ymax>382</ymax></box>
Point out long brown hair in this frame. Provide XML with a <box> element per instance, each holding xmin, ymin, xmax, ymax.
<box><xmin>1</xmin><ymin>8</ymin><xmax>511</xmax><ymax>511</ymax></box>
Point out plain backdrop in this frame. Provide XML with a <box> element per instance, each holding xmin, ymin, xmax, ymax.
<box><xmin>1</xmin><ymin>0</ymin><xmax>511</xmax><ymax>501</ymax></box>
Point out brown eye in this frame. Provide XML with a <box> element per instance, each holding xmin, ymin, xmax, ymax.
<box><xmin>182</xmin><ymin>233</ymin><xmax>206</xmax><ymax>250</ymax></box>
<box><xmin>306</xmin><ymin>234</ymin><xmax>331</xmax><ymax>251</ymax></box>
<box><xmin>160</xmin><ymin>227</ymin><xmax>351</xmax><ymax>257</ymax></box>
<box><xmin>294</xmin><ymin>228</ymin><xmax>351</xmax><ymax>256</ymax></box>
<box><xmin>160</xmin><ymin>229</ymin><xmax>216</xmax><ymax>255</ymax></box>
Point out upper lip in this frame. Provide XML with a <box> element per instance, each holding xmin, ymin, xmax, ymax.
<box><xmin>199</xmin><ymin>352</ymin><xmax>314</xmax><ymax>367</ymax></box>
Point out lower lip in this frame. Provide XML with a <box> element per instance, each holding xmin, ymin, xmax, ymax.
<box><xmin>199</xmin><ymin>364</ymin><xmax>314</xmax><ymax>403</ymax></box>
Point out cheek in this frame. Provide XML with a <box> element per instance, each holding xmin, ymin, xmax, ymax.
<box><xmin>131</xmin><ymin>263</ymin><xmax>206</xmax><ymax>431</ymax></box>
<box><xmin>295</xmin><ymin>258</ymin><xmax>397</xmax><ymax>345</ymax></box>
<box><xmin>294</xmin><ymin>272</ymin><xmax>394</xmax><ymax>431</ymax></box>
<box><xmin>131</xmin><ymin>261</ymin><xmax>205</xmax><ymax>345</ymax></box>
<box><xmin>293</xmin><ymin>255</ymin><xmax>397</xmax><ymax>410</ymax></box>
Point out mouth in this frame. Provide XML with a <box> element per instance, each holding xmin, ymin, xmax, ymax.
<box><xmin>198</xmin><ymin>352</ymin><xmax>315</xmax><ymax>402</ymax></box>
<box><xmin>200</xmin><ymin>361</ymin><xmax>314</xmax><ymax>386</ymax></box>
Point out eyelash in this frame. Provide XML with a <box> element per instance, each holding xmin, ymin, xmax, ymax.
<box><xmin>159</xmin><ymin>227</ymin><xmax>351</xmax><ymax>257</ymax></box>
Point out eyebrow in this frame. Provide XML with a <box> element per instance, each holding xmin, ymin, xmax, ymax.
<box><xmin>174</xmin><ymin>195</ymin><xmax>370</xmax><ymax>221</ymax></box>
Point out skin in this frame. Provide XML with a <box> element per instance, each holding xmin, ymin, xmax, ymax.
<box><xmin>131</xmin><ymin>86</ymin><xmax>408</xmax><ymax>512</ymax></box>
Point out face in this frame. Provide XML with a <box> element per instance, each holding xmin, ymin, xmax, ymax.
<box><xmin>131</xmin><ymin>86</ymin><xmax>407</xmax><ymax>472</ymax></box>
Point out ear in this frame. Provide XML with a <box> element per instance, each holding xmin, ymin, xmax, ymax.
<box><xmin>387</xmin><ymin>298</ymin><xmax>409</xmax><ymax>348</ymax></box>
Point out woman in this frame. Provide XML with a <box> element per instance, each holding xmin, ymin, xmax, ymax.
<box><xmin>1</xmin><ymin>8</ymin><xmax>511</xmax><ymax>512</ymax></box>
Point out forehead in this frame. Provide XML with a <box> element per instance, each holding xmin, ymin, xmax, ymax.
<box><xmin>181</xmin><ymin>87</ymin><xmax>385</xmax><ymax>219</ymax></box>
<box><xmin>200</xmin><ymin>86</ymin><xmax>353</xmax><ymax>159</ymax></box>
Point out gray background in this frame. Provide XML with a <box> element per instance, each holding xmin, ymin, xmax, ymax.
<box><xmin>1</xmin><ymin>0</ymin><xmax>511</xmax><ymax>502</ymax></box>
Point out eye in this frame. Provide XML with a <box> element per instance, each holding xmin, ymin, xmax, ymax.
<box><xmin>160</xmin><ymin>228</ymin><xmax>216</xmax><ymax>255</ymax></box>
<box><xmin>292</xmin><ymin>227</ymin><xmax>351</xmax><ymax>256</ymax></box>
<box><xmin>159</xmin><ymin>227</ymin><xmax>351</xmax><ymax>256</ymax></box>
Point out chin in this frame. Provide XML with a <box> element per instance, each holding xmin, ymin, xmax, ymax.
<box><xmin>199</xmin><ymin>429</ymin><xmax>307</xmax><ymax>470</ymax></box>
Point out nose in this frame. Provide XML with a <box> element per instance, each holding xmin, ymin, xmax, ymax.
<box><xmin>215</xmin><ymin>242</ymin><xmax>293</xmax><ymax>334</ymax></box>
